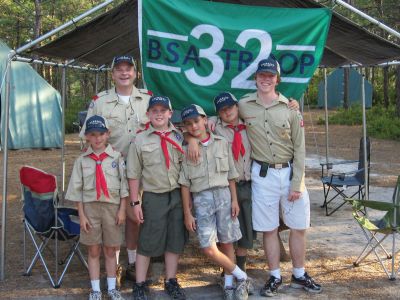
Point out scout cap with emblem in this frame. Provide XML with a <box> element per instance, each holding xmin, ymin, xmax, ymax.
<box><xmin>181</xmin><ymin>104</ymin><xmax>207</xmax><ymax>121</ymax></box>
<box><xmin>84</xmin><ymin>115</ymin><xmax>109</xmax><ymax>134</ymax></box>
<box><xmin>111</xmin><ymin>55</ymin><xmax>136</xmax><ymax>69</ymax></box>
<box><xmin>214</xmin><ymin>92</ymin><xmax>238</xmax><ymax>113</ymax></box>
<box><xmin>147</xmin><ymin>95</ymin><xmax>172</xmax><ymax>111</ymax></box>
<box><xmin>256</xmin><ymin>55</ymin><xmax>280</xmax><ymax>76</ymax></box>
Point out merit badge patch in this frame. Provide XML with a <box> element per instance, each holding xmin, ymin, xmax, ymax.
<box><xmin>89</xmin><ymin>100</ymin><xmax>95</xmax><ymax>108</ymax></box>
<box><xmin>112</xmin><ymin>161</ymin><xmax>117</xmax><ymax>168</ymax></box>
<box><xmin>175</xmin><ymin>132</ymin><xmax>182</xmax><ymax>142</ymax></box>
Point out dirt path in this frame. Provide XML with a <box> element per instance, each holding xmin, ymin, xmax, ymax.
<box><xmin>0</xmin><ymin>108</ymin><xmax>400</xmax><ymax>299</ymax></box>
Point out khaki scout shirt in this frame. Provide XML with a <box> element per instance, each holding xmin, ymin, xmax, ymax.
<box><xmin>215</xmin><ymin>118</ymin><xmax>252</xmax><ymax>182</ymax></box>
<box><xmin>65</xmin><ymin>144</ymin><xmax>129</xmax><ymax>204</ymax></box>
<box><xmin>238</xmin><ymin>92</ymin><xmax>305</xmax><ymax>192</ymax></box>
<box><xmin>126</xmin><ymin>124</ymin><xmax>184</xmax><ymax>193</ymax></box>
<box><xmin>80</xmin><ymin>86</ymin><xmax>151</xmax><ymax>158</ymax></box>
<box><xmin>179</xmin><ymin>133</ymin><xmax>239</xmax><ymax>193</ymax></box>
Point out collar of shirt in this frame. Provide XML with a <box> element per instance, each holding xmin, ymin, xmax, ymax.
<box><xmin>105</xmin><ymin>86</ymin><xmax>144</xmax><ymax>104</ymax></box>
<box><xmin>252</xmin><ymin>92</ymin><xmax>289</xmax><ymax>107</ymax></box>
<box><xmin>219</xmin><ymin>117</ymin><xmax>245</xmax><ymax>128</ymax></box>
<box><xmin>197</xmin><ymin>131</ymin><xmax>222</xmax><ymax>146</ymax></box>
<box><xmin>145</xmin><ymin>122</ymin><xmax>180</xmax><ymax>136</ymax></box>
<box><xmin>82</xmin><ymin>144</ymin><xmax>117</xmax><ymax>158</ymax></box>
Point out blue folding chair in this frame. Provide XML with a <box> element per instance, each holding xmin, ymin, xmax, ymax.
<box><xmin>21</xmin><ymin>166</ymin><xmax>87</xmax><ymax>288</ymax></box>
<box><xmin>320</xmin><ymin>137</ymin><xmax>370</xmax><ymax>216</ymax></box>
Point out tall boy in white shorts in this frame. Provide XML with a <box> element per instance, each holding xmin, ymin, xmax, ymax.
<box><xmin>179</xmin><ymin>104</ymin><xmax>253</xmax><ymax>300</ymax></box>
<box><xmin>66</xmin><ymin>115</ymin><xmax>128</xmax><ymax>300</ymax></box>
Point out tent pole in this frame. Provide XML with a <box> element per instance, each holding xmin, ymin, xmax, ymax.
<box><xmin>95</xmin><ymin>72</ymin><xmax>99</xmax><ymax>94</ymax></box>
<box><xmin>60</xmin><ymin>64</ymin><xmax>67</xmax><ymax>201</ymax></box>
<box><xmin>15</xmin><ymin>0</ymin><xmax>115</xmax><ymax>54</ymax></box>
<box><xmin>324</xmin><ymin>68</ymin><xmax>330</xmax><ymax>165</ymax></box>
<box><xmin>0</xmin><ymin>57</ymin><xmax>12</xmax><ymax>281</ymax></box>
<box><xmin>361</xmin><ymin>69</ymin><xmax>368</xmax><ymax>200</ymax></box>
<box><xmin>334</xmin><ymin>0</ymin><xmax>400</xmax><ymax>39</ymax></box>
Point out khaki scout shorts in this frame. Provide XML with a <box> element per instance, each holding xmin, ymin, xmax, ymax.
<box><xmin>236</xmin><ymin>181</ymin><xmax>255</xmax><ymax>249</ymax></box>
<box><xmin>80</xmin><ymin>202</ymin><xmax>123</xmax><ymax>247</ymax></box>
<box><xmin>192</xmin><ymin>186</ymin><xmax>242</xmax><ymax>248</ymax></box>
<box><xmin>138</xmin><ymin>189</ymin><xmax>187</xmax><ymax>257</ymax></box>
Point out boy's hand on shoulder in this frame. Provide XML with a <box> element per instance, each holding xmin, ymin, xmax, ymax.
<box><xmin>184</xmin><ymin>213</ymin><xmax>197</xmax><ymax>232</ymax></box>
<box><xmin>133</xmin><ymin>205</ymin><xmax>144</xmax><ymax>224</ymax></box>
<box><xmin>79</xmin><ymin>214</ymin><xmax>92</xmax><ymax>233</ymax></box>
<box><xmin>185</xmin><ymin>135</ymin><xmax>201</xmax><ymax>163</ymax></box>
<box><xmin>116</xmin><ymin>207</ymin><xmax>126</xmax><ymax>226</ymax></box>
<box><xmin>288</xmin><ymin>98</ymin><xmax>299</xmax><ymax>111</ymax></box>
<box><xmin>231</xmin><ymin>200</ymin><xmax>240</xmax><ymax>219</ymax></box>
<box><xmin>207</xmin><ymin>118</ymin><xmax>216</xmax><ymax>132</ymax></box>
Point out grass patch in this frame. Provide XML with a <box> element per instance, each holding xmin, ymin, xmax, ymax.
<box><xmin>317</xmin><ymin>105</ymin><xmax>400</xmax><ymax>140</ymax></box>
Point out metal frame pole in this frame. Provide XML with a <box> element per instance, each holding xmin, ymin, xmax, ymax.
<box><xmin>334</xmin><ymin>0</ymin><xmax>400</xmax><ymax>39</ymax></box>
<box><xmin>61</xmin><ymin>65</ymin><xmax>67</xmax><ymax>200</ymax></box>
<box><xmin>361</xmin><ymin>69</ymin><xmax>368</xmax><ymax>200</ymax></box>
<box><xmin>15</xmin><ymin>0</ymin><xmax>115</xmax><ymax>54</ymax></box>
<box><xmin>324</xmin><ymin>68</ymin><xmax>330</xmax><ymax>165</ymax></box>
<box><xmin>0</xmin><ymin>57</ymin><xmax>12</xmax><ymax>280</ymax></box>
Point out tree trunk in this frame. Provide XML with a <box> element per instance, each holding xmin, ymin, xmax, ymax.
<box><xmin>396</xmin><ymin>65</ymin><xmax>400</xmax><ymax>117</ymax></box>
<box><xmin>343</xmin><ymin>68</ymin><xmax>349</xmax><ymax>109</ymax></box>
<box><xmin>383</xmin><ymin>66</ymin><xmax>389</xmax><ymax>108</ymax></box>
<box><xmin>371</xmin><ymin>67</ymin><xmax>377</xmax><ymax>105</ymax></box>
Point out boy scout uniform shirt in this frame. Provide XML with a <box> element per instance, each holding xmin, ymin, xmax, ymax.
<box><xmin>65</xmin><ymin>144</ymin><xmax>129</xmax><ymax>204</ymax></box>
<box><xmin>126</xmin><ymin>124</ymin><xmax>184</xmax><ymax>193</ymax></box>
<box><xmin>215</xmin><ymin>118</ymin><xmax>252</xmax><ymax>182</ymax></box>
<box><xmin>79</xmin><ymin>86</ymin><xmax>151</xmax><ymax>158</ymax></box>
<box><xmin>179</xmin><ymin>133</ymin><xmax>239</xmax><ymax>193</ymax></box>
<box><xmin>238</xmin><ymin>92</ymin><xmax>305</xmax><ymax>192</ymax></box>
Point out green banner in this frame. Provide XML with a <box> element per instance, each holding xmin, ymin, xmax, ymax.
<box><xmin>139</xmin><ymin>0</ymin><xmax>331</xmax><ymax>115</ymax></box>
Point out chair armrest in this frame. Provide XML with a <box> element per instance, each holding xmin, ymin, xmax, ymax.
<box><xmin>320</xmin><ymin>160</ymin><xmax>358</xmax><ymax>167</ymax></box>
<box><xmin>344</xmin><ymin>198</ymin><xmax>395</xmax><ymax>211</ymax></box>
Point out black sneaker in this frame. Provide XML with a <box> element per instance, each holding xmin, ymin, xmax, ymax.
<box><xmin>164</xmin><ymin>278</ymin><xmax>186</xmax><ymax>300</ymax></box>
<box><xmin>260</xmin><ymin>276</ymin><xmax>282</xmax><ymax>297</ymax></box>
<box><xmin>132</xmin><ymin>281</ymin><xmax>149</xmax><ymax>300</ymax></box>
<box><xmin>290</xmin><ymin>272</ymin><xmax>322</xmax><ymax>293</ymax></box>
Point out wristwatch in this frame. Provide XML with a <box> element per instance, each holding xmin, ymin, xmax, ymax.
<box><xmin>130</xmin><ymin>201</ymin><xmax>140</xmax><ymax>207</ymax></box>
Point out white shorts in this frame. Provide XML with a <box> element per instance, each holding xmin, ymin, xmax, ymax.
<box><xmin>251</xmin><ymin>161</ymin><xmax>310</xmax><ymax>232</ymax></box>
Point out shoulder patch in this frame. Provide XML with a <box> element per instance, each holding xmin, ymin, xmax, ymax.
<box><xmin>92</xmin><ymin>95</ymin><xmax>99</xmax><ymax>101</ymax></box>
<box><xmin>138</xmin><ymin>88</ymin><xmax>153</xmax><ymax>96</ymax></box>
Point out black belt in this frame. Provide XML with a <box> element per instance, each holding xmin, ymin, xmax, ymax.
<box><xmin>254</xmin><ymin>159</ymin><xmax>292</xmax><ymax>179</ymax></box>
<box><xmin>237</xmin><ymin>180</ymin><xmax>251</xmax><ymax>186</ymax></box>
<box><xmin>254</xmin><ymin>160</ymin><xmax>290</xmax><ymax>169</ymax></box>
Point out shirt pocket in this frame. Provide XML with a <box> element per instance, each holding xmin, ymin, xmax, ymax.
<box><xmin>82</xmin><ymin>161</ymin><xmax>95</xmax><ymax>191</ymax></box>
<box><xmin>215</xmin><ymin>148</ymin><xmax>229</xmax><ymax>173</ymax></box>
<box><xmin>141</xmin><ymin>143</ymin><xmax>161</xmax><ymax>166</ymax></box>
<box><xmin>104</xmin><ymin>164</ymin><xmax>121</xmax><ymax>189</ymax></box>
<box><xmin>272</xmin><ymin>119</ymin><xmax>291</xmax><ymax>140</ymax></box>
<box><xmin>186</xmin><ymin>158</ymin><xmax>205</xmax><ymax>179</ymax></box>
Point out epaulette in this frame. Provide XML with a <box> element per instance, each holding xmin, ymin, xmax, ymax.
<box><xmin>240</xmin><ymin>92</ymin><xmax>256</xmax><ymax>102</ymax></box>
<box><xmin>94</xmin><ymin>90</ymin><xmax>109</xmax><ymax>100</ymax></box>
<box><xmin>138</xmin><ymin>88</ymin><xmax>153</xmax><ymax>96</ymax></box>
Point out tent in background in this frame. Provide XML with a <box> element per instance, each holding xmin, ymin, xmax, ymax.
<box><xmin>317</xmin><ymin>68</ymin><xmax>373</xmax><ymax>109</ymax></box>
<box><xmin>0</xmin><ymin>40</ymin><xmax>62</xmax><ymax>149</ymax></box>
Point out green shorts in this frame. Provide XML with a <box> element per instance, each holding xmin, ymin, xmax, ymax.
<box><xmin>137</xmin><ymin>189</ymin><xmax>187</xmax><ymax>257</ymax></box>
<box><xmin>236</xmin><ymin>181</ymin><xmax>255</xmax><ymax>249</ymax></box>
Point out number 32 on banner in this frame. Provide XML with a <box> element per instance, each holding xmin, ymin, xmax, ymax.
<box><xmin>184</xmin><ymin>24</ymin><xmax>272</xmax><ymax>89</ymax></box>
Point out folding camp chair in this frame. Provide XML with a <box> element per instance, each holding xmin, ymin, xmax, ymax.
<box><xmin>20</xmin><ymin>166</ymin><xmax>87</xmax><ymax>288</ymax></box>
<box><xmin>320</xmin><ymin>137</ymin><xmax>370</xmax><ymax>216</ymax></box>
<box><xmin>345</xmin><ymin>175</ymin><xmax>400</xmax><ymax>280</ymax></box>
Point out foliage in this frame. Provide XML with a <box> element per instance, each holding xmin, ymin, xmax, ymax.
<box><xmin>317</xmin><ymin>105</ymin><xmax>400</xmax><ymax>140</ymax></box>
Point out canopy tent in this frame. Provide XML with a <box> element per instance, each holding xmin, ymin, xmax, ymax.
<box><xmin>32</xmin><ymin>0</ymin><xmax>400</xmax><ymax>67</ymax></box>
<box><xmin>0</xmin><ymin>40</ymin><xmax>62</xmax><ymax>149</ymax></box>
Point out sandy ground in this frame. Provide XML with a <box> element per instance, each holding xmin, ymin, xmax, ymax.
<box><xmin>0</xmin><ymin>109</ymin><xmax>400</xmax><ymax>299</ymax></box>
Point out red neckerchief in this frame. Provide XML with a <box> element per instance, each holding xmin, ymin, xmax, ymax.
<box><xmin>227</xmin><ymin>124</ymin><xmax>246</xmax><ymax>161</ymax></box>
<box><xmin>153</xmin><ymin>131</ymin><xmax>184</xmax><ymax>169</ymax></box>
<box><xmin>88</xmin><ymin>152</ymin><xmax>110</xmax><ymax>200</ymax></box>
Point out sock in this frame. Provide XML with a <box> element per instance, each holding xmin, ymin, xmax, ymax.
<box><xmin>107</xmin><ymin>277</ymin><xmax>116</xmax><ymax>291</ymax></box>
<box><xmin>128</xmin><ymin>249</ymin><xmax>137</xmax><ymax>264</ymax></box>
<box><xmin>293</xmin><ymin>267</ymin><xmax>305</xmax><ymax>278</ymax></box>
<box><xmin>115</xmin><ymin>249</ymin><xmax>120</xmax><ymax>265</ymax></box>
<box><xmin>236</xmin><ymin>255</ymin><xmax>247</xmax><ymax>272</ymax></box>
<box><xmin>231</xmin><ymin>265</ymin><xmax>247</xmax><ymax>280</ymax></box>
<box><xmin>270</xmin><ymin>269</ymin><xmax>281</xmax><ymax>279</ymax></box>
<box><xmin>91</xmin><ymin>279</ymin><xmax>100</xmax><ymax>292</ymax></box>
<box><xmin>224</xmin><ymin>274</ymin><xmax>234</xmax><ymax>288</ymax></box>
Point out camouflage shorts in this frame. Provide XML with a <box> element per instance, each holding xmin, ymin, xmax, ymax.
<box><xmin>192</xmin><ymin>186</ymin><xmax>242</xmax><ymax>248</ymax></box>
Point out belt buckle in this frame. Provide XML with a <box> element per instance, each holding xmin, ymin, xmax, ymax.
<box><xmin>275</xmin><ymin>163</ymin><xmax>283</xmax><ymax>169</ymax></box>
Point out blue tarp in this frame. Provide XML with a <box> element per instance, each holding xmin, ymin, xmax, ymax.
<box><xmin>0</xmin><ymin>40</ymin><xmax>62</xmax><ymax>149</ymax></box>
<box><xmin>317</xmin><ymin>68</ymin><xmax>372</xmax><ymax>109</ymax></box>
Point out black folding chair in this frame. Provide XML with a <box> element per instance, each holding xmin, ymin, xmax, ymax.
<box><xmin>21</xmin><ymin>166</ymin><xmax>87</xmax><ymax>288</ymax></box>
<box><xmin>320</xmin><ymin>137</ymin><xmax>370</xmax><ymax>216</ymax></box>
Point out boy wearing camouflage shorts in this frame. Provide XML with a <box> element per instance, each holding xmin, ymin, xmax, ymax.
<box><xmin>179</xmin><ymin>104</ymin><xmax>253</xmax><ymax>300</ymax></box>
